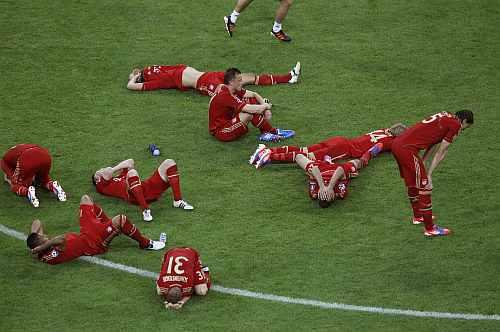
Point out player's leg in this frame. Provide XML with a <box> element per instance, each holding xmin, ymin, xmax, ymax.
<box><xmin>125</xmin><ymin>169</ymin><xmax>152</xmax><ymax>221</ymax></box>
<box><xmin>157</xmin><ymin>159</ymin><xmax>193</xmax><ymax>210</ymax></box>
<box><xmin>10</xmin><ymin>152</ymin><xmax>39</xmax><ymax>206</ymax></box>
<box><xmin>224</xmin><ymin>0</ymin><xmax>254</xmax><ymax>37</ymax></box>
<box><xmin>111</xmin><ymin>214</ymin><xmax>165</xmax><ymax>250</ymax></box>
<box><xmin>213</xmin><ymin>117</ymin><xmax>249</xmax><ymax>142</ymax></box>
<box><xmin>34</xmin><ymin>149</ymin><xmax>66</xmax><ymax>202</ymax></box>
<box><xmin>271</xmin><ymin>0</ymin><xmax>293</xmax><ymax>42</ymax></box>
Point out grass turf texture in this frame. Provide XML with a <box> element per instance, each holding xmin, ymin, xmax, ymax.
<box><xmin>1</xmin><ymin>0</ymin><xmax>499</xmax><ymax>330</ymax></box>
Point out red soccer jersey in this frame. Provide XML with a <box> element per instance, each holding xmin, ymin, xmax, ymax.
<box><xmin>348</xmin><ymin>128</ymin><xmax>395</xmax><ymax>157</ymax></box>
<box><xmin>156</xmin><ymin>247</ymin><xmax>206</xmax><ymax>298</ymax></box>
<box><xmin>142</xmin><ymin>65</ymin><xmax>185</xmax><ymax>81</ymax></box>
<box><xmin>306</xmin><ymin>161</ymin><xmax>357</xmax><ymax>200</ymax></box>
<box><xmin>395</xmin><ymin>112</ymin><xmax>461</xmax><ymax>151</ymax></box>
<box><xmin>208</xmin><ymin>85</ymin><xmax>247</xmax><ymax>133</ymax></box>
<box><xmin>2</xmin><ymin>144</ymin><xmax>40</xmax><ymax>164</ymax></box>
<box><xmin>38</xmin><ymin>233</ymin><xmax>87</xmax><ymax>265</ymax></box>
<box><xmin>95</xmin><ymin>169</ymin><xmax>129</xmax><ymax>201</ymax></box>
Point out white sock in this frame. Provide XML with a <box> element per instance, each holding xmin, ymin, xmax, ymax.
<box><xmin>272</xmin><ymin>21</ymin><xmax>282</xmax><ymax>33</ymax></box>
<box><xmin>230</xmin><ymin>10</ymin><xmax>240</xmax><ymax>23</ymax></box>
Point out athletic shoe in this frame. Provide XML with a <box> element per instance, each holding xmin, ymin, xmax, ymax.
<box><xmin>224</xmin><ymin>16</ymin><xmax>235</xmax><ymax>37</ymax></box>
<box><xmin>159</xmin><ymin>232</ymin><xmax>167</xmax><ymax>244</ymax></box>
<box><xmin>255</xmin><ymin>149</ymin><xmax>271</xmax><ymax>169</ymax></box>
<box><xmin>145</xmin><ymin>239</ymin><xmax>166</xmax><ymax>251</ymax></box>
<box><xmin>276</xmin><ymin>128</ymin><xmax>295</xmax><ymax>139</ymax></box>
<box><xmin>424</xmin><ymin>225</ymin><xmax>450</xmax><ymax>237</ymax></box>
<box><xmin>142</xmin><ymin>209</ymin><xmax>153</xmax><ymax>222</ymax></box>
<box><xmin>27</xmin><ymin>186</ymin><xmax>39</xmax><ymax>208</ymax></box>
<box><xmin>249</xmin><ymin>144</ymin><xmax>267</xmax><ymax>165</ymax></box>
<box><xmin>271</xmin><ymin>30</ymin><xmax>292</xmax><ymax>42</ymax></box>
<box><xmin>51</xmin><ymin>181</ymin><xmax>66</xmax><ymax>202</ymax></box>
<box><xmin>288</xmin><ymin>62</ymin><xmax>301</xmax><ymax>84</ymax></box>
<box><xmin>173</xmin><ymin>200</ymin><xmax>194</xmax><ymax>210</ymax></box>
<box><xmin>259</xmin><ymin>132</ymin><xmax>281</xmax><ymax>142</ymax></box>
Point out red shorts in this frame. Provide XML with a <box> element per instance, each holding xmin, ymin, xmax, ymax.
<box><xmin>320</xmin><ymin>137</ymin><xmax>352</xmax><ymax>159</ymax></box>
<box><xmin>129</xmin><ymin>170</ymin><xmax>170</xmax><ymax>204</ymax></box>
<box><xmin>2</xmin><ymin>146</ymin><xmax>52</xmax><ymax>186</ymax></box>
<box><xmin>391</xmin><ymin>144</ymin><xmax>429</xmax><ymax>189</ymax></box>
<box><xmin>211</xmin><ymin>117</ymin><xmax>249</xmax><ymax>142</ymax></box>
<box><xmin>196</xmin><ymin>71</ymin><xmax>225</xmax><ymax>96</ymax></box>
<box><xmin>79</xmin><ymin>204</ymin><xmax>118</xmax><ymax>255</ymax></box>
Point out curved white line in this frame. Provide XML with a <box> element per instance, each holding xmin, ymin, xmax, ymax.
<box><xmin>2</xmin><ymin>224</ymin><xmax>498</xmax><ymax>321</ymax></box>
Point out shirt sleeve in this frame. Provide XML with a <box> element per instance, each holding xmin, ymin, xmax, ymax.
<box><xmin>443</xmin><ymin>119</ymin><xmax>461</xmax><ymax>143</ymax></box>
<box><xmin>222</xmin><ymin>93</ymin><xmax>247</xmax><ymax>113</ymax></box>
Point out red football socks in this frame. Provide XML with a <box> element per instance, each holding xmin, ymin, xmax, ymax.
<box><xmin>418</xmin><ymin>193</ymin><xmax>434</xmax><ymax>231</ymax></box>
<box><xmin>166</xmin><ymin>165</ymin><xmax>182</xmax><ymax>201</ymax></box>
<box><xmin>407</xmin><ymin>187</ymin><xmax>421</xmax><ymax>219</ymax></box>
<box><xmin>255</xmin><ymin>73</ymin><xmax>291</xmax><ymax>85</ymax></box>
<box><xmin>120</xmin><ymin>215</ymin><xmax>150</xmax><ymax>248</ymax></box>
<box><xmin>127</xmin><ymin>175</ymin><xmax>149</xmax><ymax>210</ymax></box>
<box><xmin>251</xmin><ymin>114</ymin><xmax>276</xmax><ymax>133</ymax></box>
<box><xmin>11</xmin><ymin>184</ymin><xmax>28</xmax><ymax>196</ymax></box>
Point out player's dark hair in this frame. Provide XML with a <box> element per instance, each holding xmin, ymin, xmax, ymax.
<box><xmin>135</xmin><ymin>71</ymin><xmax>144</xmax><ymax>83</ymax></box>
<box><xmin>455</xmin><ymin>110</ymin><xmax>474</xmax><ymax>124</ymax></box>
<box><xmin>318</xmin><ymin>199</ymin><xmax>332</xmax><ymax>208</ymax></box>
<box><xmin>26</xmin><ymin>233</ymin><xmax>42</xmax><ymax>249</ymax></box>
<box><xmin>91</xmin><ymin>175</ymin><xmax>96</xmax><ymax>186</ymax></box>
<box><xmin>224</xmin><ymin>68</ymin><xmax>242</xmax><ymax>84</ymax></box>
<box><xmin>164</xmin><ymin>286</ymin><xmax>182</xmax><ymax>304</ymax></box>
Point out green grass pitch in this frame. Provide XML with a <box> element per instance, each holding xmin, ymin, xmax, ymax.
<box><xmin>1</xmin><ymin>0</ymin><xmax>499</xmax><ymax>330</ymax></box>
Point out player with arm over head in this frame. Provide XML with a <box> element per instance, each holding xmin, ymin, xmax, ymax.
<box><xmin>209</xmin><ymin>68</ymin><xmax>295</xmax><ymax>142</ymax></box>
<box><xmin>1</xmin><ymin>144</ymin><xmax>66</xmax><ymax>207</ymax></box>
<box><xmin>127</xmin><ymin>62</ymin><xmax>300</xmax><ymax>96</ymax></box>
<box><xmin>92</xmin><ymin>158</ymin><xmax>193</xmax><ymax>222</ymax></box>
<box><xmin>250</xmin><ymin>123</ymin><xmax>408</xmax><ymax>168</ymax></box>
<box><xmin>156</xmin><ymin>247</ymin><xmax>211</xmax><ymax>310</ymax></box>
<box><xmin>295</xmin><ymin>154</ymin><xmax>363</xmax><ymax>208</ymax></box>
<box><xmin>391</xmin><ymin>110</ymin><xmax>474</xmax><ymax>237</ymax></box>
<box><xmin>26</xmin><ymin>194</ymin><xmax>165</xmax><ymax>265</ymax></box>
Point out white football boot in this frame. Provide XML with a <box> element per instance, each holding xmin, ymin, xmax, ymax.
<box><xmin>27</xmin><ymin>186</ymin><xmax>39</xmax><ymax>208</ymax></box>
<box><xmin>142</xmin><ymin>208</ymin><xmax>153</xmax><ymax>222</ymax></box>
<box><xmin>173</xmin><ymin>199</ymin><xmax>194</xmax><ymax>210</ymax></box>
<box><xmin>249</xmin><ymin>144</ymin><xmax>267</xmax><ymax>165</ymax></box>
<box><xmin>51</xmin><ymin>181</ymin><xmax>66</xmax><ymax>202</ymax></box>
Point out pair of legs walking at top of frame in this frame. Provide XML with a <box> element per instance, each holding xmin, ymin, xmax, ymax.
<box><xmin>224</xmin><ymin>0</ymin><xmax>294</xmax><ymax>42</ymax></box>
<box><xmin>92</xmin><ymin>158</ymin><xmax>193</xmax><ymax>222</ymax></box>
<box><xmin>127</xmin><ymin>62</ymin><xmax>301</xmax><ymax>95</ymax></box>
<box><xmin>1</xmin><ymin>144</ymin><xmax>66</xmax><ymax>208</ymax></box>
<box><xmin>250</xmin><ymin>110</ymin><xmax>475</xmax><ymax>238</ymax></box>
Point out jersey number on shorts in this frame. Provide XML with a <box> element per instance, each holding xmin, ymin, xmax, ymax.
<box><xmin>422</xmin><ymin>112</ymin><xmax>452</xmax><ymax>124</ymax></box>
<box><xmin>166</xmin><ymin>256</ymin><xmax>189</xmax><ymax>274</ymax></box>
<box><xmin>367</xmin><ymin>130</ymin><xmax>389</xmax><ymax>143</ymax></box>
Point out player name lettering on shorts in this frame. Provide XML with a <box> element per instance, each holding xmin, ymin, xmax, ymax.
<box><xmin>162</xmin><ymin>275</ymin><xmax>188</xmax><ymax>283</ymax></box>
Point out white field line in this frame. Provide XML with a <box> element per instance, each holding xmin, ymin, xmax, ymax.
<box><xmin>1</xmin><ymin>223</ymin><xmax>499</xmax><ymax>321</ymax></box>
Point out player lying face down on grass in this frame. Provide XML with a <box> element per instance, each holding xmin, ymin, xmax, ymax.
<box><xmin>391</xmin><ymin>110</ymin><xmax>474</xmax><ymax>237</ymax></box>
<box><xmin>295</xmin><ymin>154</ymin><xmax>364</xmax><ymax>208</ymax></box>
<box><xmin>126</xmin><ymin>62</ymin><xmax>300</xmax><ymax>96</ymax></box>
<box><xmin>26</xmin><ymin>194</ymin><xmax>166</xmax><ymax>265</ymax></box>
<box><xmin>92</xmin><ymin>158</ymin><xmax>193</xmax><ymax>222</ymax></box>
<box><xmin>208</xmin><ymin>68</ymin><xmax>295</xmax><ymax>142</ymax></box>
<box><xmin>156</xmin><ymin>247</ymin><xmax>211</xmax><ymax>310</ymax></box>
<box><xmin>249</xmin><ymin>123</ymin><xmax>408</xmax><ymax>169</ymax></box>
<box><xmin>1</xmin><ymin>144</ymin><xmax>66</xmax><ymax>207</ymax></box>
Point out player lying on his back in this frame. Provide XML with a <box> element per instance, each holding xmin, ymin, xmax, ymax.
<box><xmin>391</xmin><ymin>110</ymin><xmax>473</xmax><ymax>237</ymax></box>
<box><xmin>249</xmin><ymin>123</ymin><xmax>408</xmax><ymax>168</ymax></box>
<box><xmin>295</xmin><ymin>154</ymin><xmax>363</xmax><ymax>208</ymax></box>
<box><xmin>27</xmin><ymin>194</ymin><xmax>165</xmax><ymax>265</ymax></box>
<box><xmin>209</xmin><ymin>68</ymin><xmax>295</xmax><ymax>142</ymax></box>
<box><xmin>1</xmin><ymin>144</ymin><xmax>66</xmax><ymax>207</ymax></box>
<box><xmin>92</xmin><ymin>158</ymin><xmax>193</xmax><ymax>222</ymax></box>
<box><xmin>127</xmin><ymin>62</ymin><xmax>300</xmax><ymax>96</ymax></box>
<box><xmin>156</xmin><ymin>247</ymin><xmax>211</xmax><ymax>310</ymax></box>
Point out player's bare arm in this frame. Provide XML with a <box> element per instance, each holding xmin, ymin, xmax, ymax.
<box><xmin>325</xmin><ymin>167</ymin><xmax>346</xmax><ymax>200</ymax></box>
<box><xmin>31</xmin><ymin>219</ymin><xmax>44</xmax><ymax>235</ymax></box>
<box><xmin>243</xmin><ymin>90</ymin><xmax>268</xmax><ymax>105</ymax></box>
<box><xmin>31</xmin><ymin>235</ymin><xmax>65</xmax><ymax>254</ymax></box>
<box><xmin>127</xmin><ymin>71</ymin><xmax>143</xmax><ymax>91</ymax></box>
<box><xmin>427</xmin><ymin>140</ymin><xmax>451</xmax><ymax>179</ymax></box>
<box><xmin>241</xmin><ymin>103</ymin><xmax>270</xmax><ymax>115</ymax></box>
<box><xmin>110</xmin><ymin>159</ymin><xmax>135</xmax><ymax>173</ymax></box>
<box><xmin>94</xmin><ymin>167</ymin><xmax>114</xmax><ymax>181</ymax></box>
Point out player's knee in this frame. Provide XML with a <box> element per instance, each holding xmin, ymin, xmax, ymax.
<box><xmin>112</xmin><ymin>215</ymin><xmax>125</xmax><ymax>228</ymax></box>
<box><xmin>239</xmin><ymin>113</ymin><xmax>252</xmax><ymax>123</ymax></box>
<box><xmin>162</xmin><ymin>159</ymin><xmax>176</xmax><ymax>169</ymax></box>
<box><xmin>80</xmin><ymin>194</ymin><xmax>92</xmax><ymax>205</ymax></box>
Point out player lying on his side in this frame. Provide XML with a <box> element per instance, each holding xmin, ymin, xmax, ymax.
<box><xmin>1</xmin><ymin>144</ymin><xmax>66</xmax><ymax>207</ymax></box>
<box><xmin>92</xmin><ymin>159</ymin><xmax>193</xmax><ymax>222</ymax></box>
<box><xmin>295</xmin><ymin>154</ymin><xmax>364</xmax><ymax>208</ymax></box>
<box><xmin>249</xmin><ymin>123</ymin><xmax>407</xmax><ymax>168</ymax></box>
<box><xmin>127</xmin><ymin>62</ymin><xmax>300</xmax><ymax>96</ymax></box>
<box><xmin>156</xmin><ymin>247</ymin><xmax>211</xmax><ymax>310</ymax></box>
<box><xmin>27</xmin><ymin>194</ymin><xmax>165</xmax><ymax>265</ymax></box>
